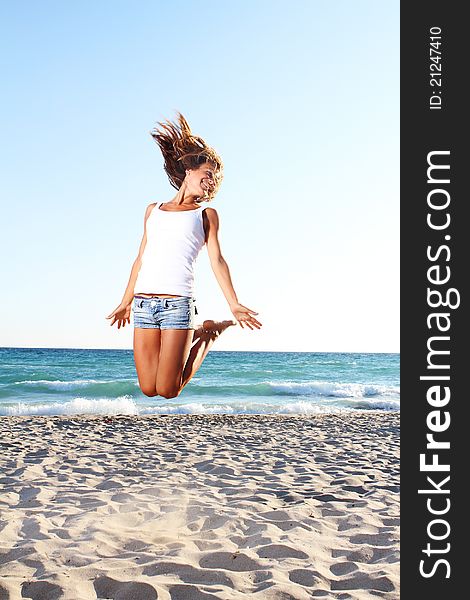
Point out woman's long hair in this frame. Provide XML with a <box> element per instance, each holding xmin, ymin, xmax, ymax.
<box><xmin>150</xmin><ymin>112</ymin><xmax>223</xmax><ymax>201</ymax></box>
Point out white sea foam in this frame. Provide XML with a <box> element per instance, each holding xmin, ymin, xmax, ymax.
<box><xmin>349</xmin><ymin>399</ymin><xmax>400</xmax><ymax>411</ymax></box>
<box><xmin>9</xmin><ymin>378</ymin><xmax>399</xmax><ymax>400</ymax></box>
<box><xmin>140</xmin><ymin>403</ymin><xmax>236</xmax><ymax>415</ymax></box>
<box><xmin>15</xmin><ymin>379</ymin><xmax>103</xmax><ymax>386</ymax></box>
<box><xmin>277</xmin><ymin>401</ymin><xmax>342</xmax><ymax>414</ymax></box>
<box><xmin>14</xmin><ymin>379</ymin><xmax>138</xmax><ymax>390</ymax></box>
<box><xmin>141</xmin><ymin>401</ymin><xmax>398</xmax><ymax>415</ymax></box>
<box><xmin>1</xmin><ymin>396</ymin><xmax>139</xmax><ymax>416</ymax></box>
<box><xmin>264</xmin><ymin>380</ymin><xmax>400</xmax><ymax>398</ymax></box>
<box><xmin>0</xmin><ymin>396</ymin><xmax>400</xmax><ymax>417</ymax></box>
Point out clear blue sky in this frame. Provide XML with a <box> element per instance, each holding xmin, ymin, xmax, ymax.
<box><xmin>0</xmin><ymin>0</ymin><xmax>399</xmax><ymax>352</ymax></box>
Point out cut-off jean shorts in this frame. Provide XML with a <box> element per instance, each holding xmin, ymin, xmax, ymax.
<box><xmin>133</xmin><ymin>295</ymin><xmax>198</xmax><ymax>330</ymax></box>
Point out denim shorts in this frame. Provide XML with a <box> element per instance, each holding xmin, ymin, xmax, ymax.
<box><xmin>133</xmin><ymin>296</ymin><xmax>197</xmax><ymax>330</ymax></box>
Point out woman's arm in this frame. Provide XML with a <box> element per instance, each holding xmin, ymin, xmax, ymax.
<box><xmin>106</xmin><ymin>203</ymin><xmax>156</xmax><ymax>328</ymax></box>
<box><xmin>120</xmin><ymin>202</ymin><xmax>156</xmax><ymax>306</ymax></box>
<box><xmin>119</xmin><ymin>258</ymin><xmax>143</xmax><ymax>308</ymax></box>
<box><xmin>204</xmin><ymin>207</ymin><xmax>239</xmax><ymax>308</ymax></box>
<box><xmin>204</xmin><ymin>208</ymin><xmax>262</xmax><ymax>330</ymax></box>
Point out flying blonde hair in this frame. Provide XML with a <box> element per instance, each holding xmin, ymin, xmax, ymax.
<box><xmin>150</xmin><ymin>112</ymin><xmax>224</xmax><ymax>201</ymax></box>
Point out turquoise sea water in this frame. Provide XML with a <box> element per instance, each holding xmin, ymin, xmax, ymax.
<box><xmin>0</xmin><ymin>348</ymin><xmax>399</xmax><ymax>416</ymax></box>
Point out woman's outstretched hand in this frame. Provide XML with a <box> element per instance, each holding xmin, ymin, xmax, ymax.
<box><xmin>106</xmin><ymin>303</ymin><xmax>131</xmax><ymax>329</ymax></box>
<box><xmin>230</xmin><ymin>302</ymin><xmax>262</xmax><ymax>330</ymax></box>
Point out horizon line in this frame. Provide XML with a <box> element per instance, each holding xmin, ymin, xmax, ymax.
<box><xmin>0</xmin><ymin>346</ymin><xmax>400</xmax><ymax>355</ymax></box>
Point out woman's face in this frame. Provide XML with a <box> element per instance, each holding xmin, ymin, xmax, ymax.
<box><xmin>186</xmin><ymin>162</ymin><xmax>217</xmax><ymax>198</ymax></box>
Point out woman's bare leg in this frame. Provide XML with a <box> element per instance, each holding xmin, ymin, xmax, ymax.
<box><xmin>133</xmin><ymin>328</ymin><xmax>161</xmax><ymax>396</ymax></box>
<box><xmin>181</xmin><ymin>320</ymin><xmax>236</xmax><ymax>388</ymax></box>
<box><xmin>134</xmin><ymin>320</ymin><xmax>236</xmax><ymax>399</ymax></box>
<box><xmin>156</xmin><ymin>329</ymin><xmax>194</xmax><ymax>398</ymax></box>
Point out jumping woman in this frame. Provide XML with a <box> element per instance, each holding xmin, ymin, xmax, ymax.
<box><xmin>106</xmin><ymin>112</ymin><xmax>262</xmax><ymax>399</ymax></box>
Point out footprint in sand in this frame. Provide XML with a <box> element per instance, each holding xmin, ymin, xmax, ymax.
<box><xmin>330</xmin><ymin>561</ymin><xmax>358</xmax><ymax>576</ymax></box>
<box><xmin>288</xmin><ymin>568</ymin><xmax>328</xmax><ymax>586</ymax></box>
<box><xmin>95</xmin><ymin>479</ymin><xmax>124</xmax><ymax>490</ymax></box>
<box><xmin>169</xmin><ymin>584</ymin><xmax>220</xmax><ymax>599</ymax></box>
<box><xmin>17</xmin><ymin>486</ymin><xmax>42</xmax><ymax>508</ymax></box>
<box><xmin>346</xmin><ymin>545</ymin><xmax>399</xmax><ymax>564</ymax></box>
<box><xmin>256</xmin><ymin>544</ymin><xmax>309</xmax><ymax>560</ymax></box>
<box><xmin>21</xmin><ymin>581</ymin><xmax>63</xmax><ymax>600</ymax></box>
<box><xmin>337</xmin><ymin>514</ymin><xmax>364</xmax><ymax>532</ymax></box>
<box><xmin>93</xmin><ymin>575</ymin><xmax>158</xmax><ymax>599</ymax></box>
<box><xmin>350</xmin><ymin>532</ymin><xmax>397</xmax><ymax>547</ymax></box>
<box><xmin>19</xmin><ymin>517</ymin><xmax>49</xmax><ymax>541</ymax></box>
<box><xmin>331</xmin><ymin>573</ymin><xmax>395</xmax><ymax>592</ymax></box>
<box><xmin>143</xmin><ymin>561</ymin><xmax>233</xmax><ymax>587</ymax></box>
<box><xmin>200</xmin><ymin>514</ymin><xmax>230</xmax><ymax>531</ymax></box>
<box><xmin>199</xmin><ymin>551</ymin><xmax>263</xmax><ymax>572</ymax></box>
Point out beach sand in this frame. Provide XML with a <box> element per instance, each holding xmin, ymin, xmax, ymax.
<box><xmin>0</xmin><ymin>412</ymin><xmax>399</xmax><ymax>599</ymax></box>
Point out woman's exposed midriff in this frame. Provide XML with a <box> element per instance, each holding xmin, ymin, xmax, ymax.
<box><xmin>134</xmin><ymin>293</ymin><xmax>183</xmax><ymax>298</ymax></box>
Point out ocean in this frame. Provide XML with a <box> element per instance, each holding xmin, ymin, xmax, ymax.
<box><xmin>0</xmin><ymin>347</ymin><xmax>399</xmax><ymax>416</ymax></box>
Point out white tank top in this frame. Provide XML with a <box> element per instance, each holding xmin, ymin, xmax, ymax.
<box><xmin>134</xmin><ymin>202</ymin><xmax>206</xmax><ymax>297</ymax></box>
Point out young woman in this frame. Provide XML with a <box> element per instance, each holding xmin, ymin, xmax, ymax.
<box><xmin>106</xmin><ymin>113</ymin><xmax>262</xmax><ymax>399</ymax></box>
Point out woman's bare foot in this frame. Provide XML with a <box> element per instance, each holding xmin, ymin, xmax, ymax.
<box><xmin>181</xmin><ymin>320</ymin><xmax>237</xmax><ymax>390</ymax></box>
<box><xmin>195</xmin><ymin>319</ymin><xmax>237</xmax><ymax>337</ymax></box>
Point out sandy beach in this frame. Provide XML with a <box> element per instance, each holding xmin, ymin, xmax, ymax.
<box><xmin>0</xmin><ymin>412</ymin><xmax>399</xmax><ymax>599</ymax></box>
